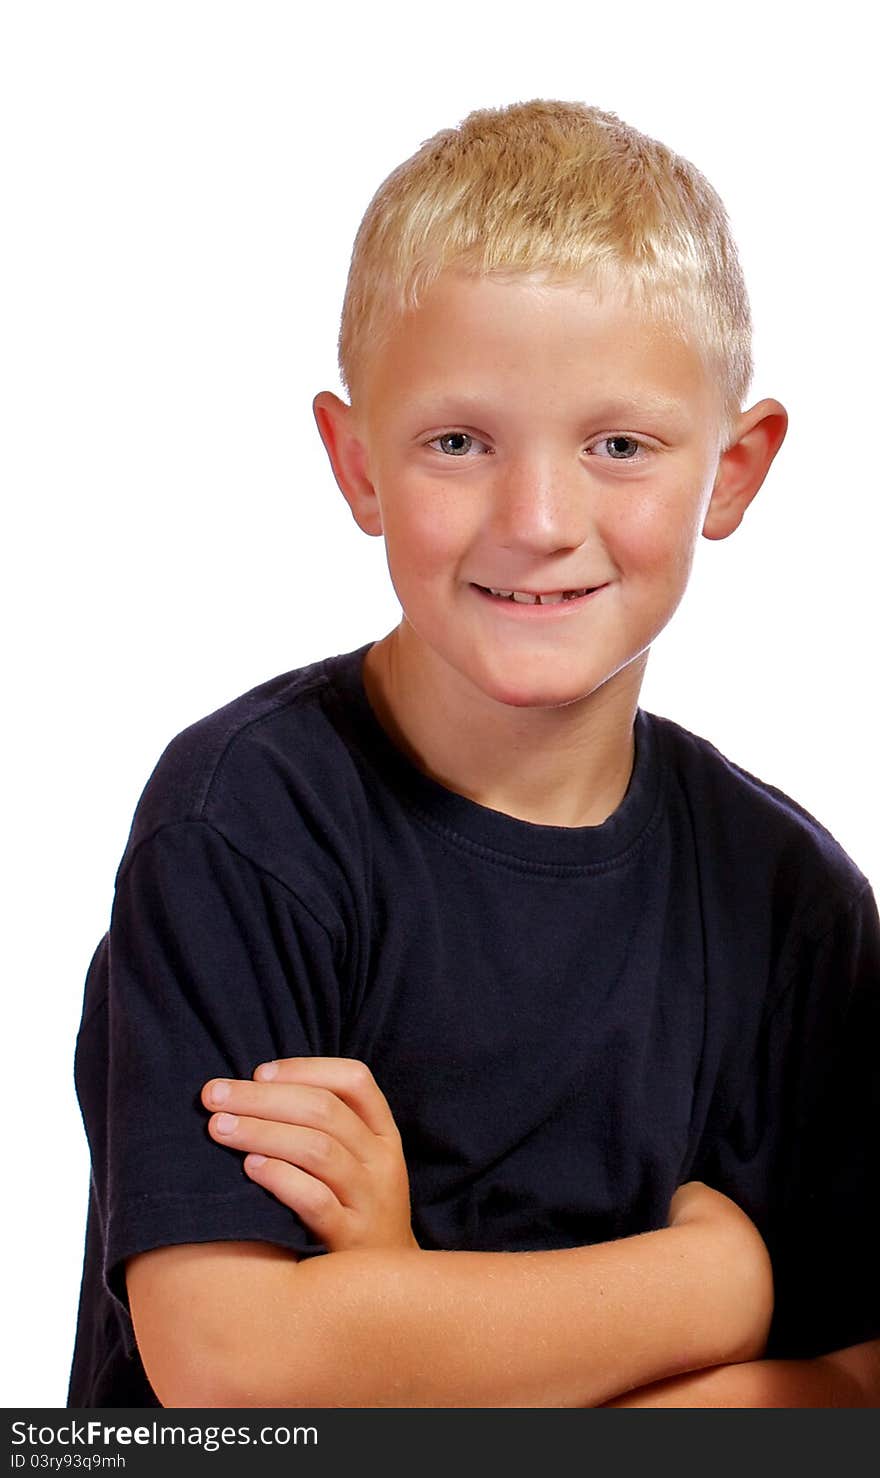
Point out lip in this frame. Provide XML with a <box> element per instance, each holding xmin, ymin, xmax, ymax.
<box><xmin>470</xmin><ymin>583</ymin><xmax>609</xmax><ymax>616</ymax></box>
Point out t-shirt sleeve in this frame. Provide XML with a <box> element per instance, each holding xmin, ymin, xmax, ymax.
<box><xmin>691</xmin><ymin>880</ymin><xmax>880</xmax><ymax>1359</ymax></box>
<box><xmin>75</xmin><ymin>818</ymin><xmax>347</xmax><ymax>1315</ymax></box>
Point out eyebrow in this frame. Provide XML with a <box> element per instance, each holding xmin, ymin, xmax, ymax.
<box><xmin>404</xmin><ymin>393</ymin><xmax>688</xmax><ymax>424</ymax></box>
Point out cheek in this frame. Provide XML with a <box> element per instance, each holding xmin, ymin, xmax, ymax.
<box><xmin>608</xmin><ymin>490</ymin><xmax>703</xmax><ymax>583</ymax></box>
<box><xmin>383</xmin><ymin>486</ymin><xmax>475</xmax><ymax>580</ymax></box>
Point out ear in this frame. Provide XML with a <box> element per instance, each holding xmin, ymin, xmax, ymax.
<box><xmin>702</xmin><ymin>398</ymin><xmax>788</xmax><ymax>541</ymax></box>
<box><xmin>312</xmin><ymin>391</ymin><xmax>384</xmax><ymax>537</ymax></box>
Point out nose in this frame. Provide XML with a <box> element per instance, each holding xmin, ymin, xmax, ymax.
<box><xmin>488</xmin><ymin>451</ymin><xmax>589</xmax><ymax>556</ymax></box>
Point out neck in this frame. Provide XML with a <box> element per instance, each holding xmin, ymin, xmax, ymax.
<box><xmin>361</xmin><ymin>624</ymin><xmax>645</xmax><ymax>829</ymax></box>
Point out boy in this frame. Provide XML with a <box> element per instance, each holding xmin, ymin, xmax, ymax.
<box><xmin>68</xmin><ymin>99</ymin><xmax>880</xmax><ymax>1407</ymax></box>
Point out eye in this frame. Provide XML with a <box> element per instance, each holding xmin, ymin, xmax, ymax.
<box><xmin>425</xmin><ymin>431</ymin><xmax>491</xmax><ymax>458</ymax></box>
<box><xmin>588</xmin><ymin>435</ymin><xmax>648</xmax><ymax>462</ymax></box>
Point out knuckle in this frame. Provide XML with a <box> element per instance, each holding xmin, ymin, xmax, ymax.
<box><xmin>305</xmin><ymin>1130</ymin><xmax>334</xmax><ymax>1167</ymax></box>
<box><xmin>306</xmin><ymin>1088</ymin><xmax>334</xmax><ymax>1128</ymax></box>
<box><xmin>306</xmin><ymin>1181</ymin><xmax>335</xmax><ymax>1220</ymax></box>
<box><xmin>374</xmin><ymin>1140</ymin><xmax>395</xmax><ymax>1170</ymax></box>
<box><xmin>346</xmin><ymin>1059</ymin><xmax>374</xmax><ymax>1092</ymax></box>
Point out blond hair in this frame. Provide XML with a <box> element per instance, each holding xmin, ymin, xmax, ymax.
<box><xmin>338</xmin><ymin>99</ymin><xmax>752</xmax><ymax>448</ymax></box>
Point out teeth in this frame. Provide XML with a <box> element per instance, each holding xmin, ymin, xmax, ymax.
<box><xmin>486</xmin><ymin>586</ymin><xmax>591</xmax><ymax>603</ymax></box>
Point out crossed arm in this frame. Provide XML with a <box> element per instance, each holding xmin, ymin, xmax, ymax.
<box><xmin>599</xmin><ymin>1339</ymin><xmax>880</xmax><ymax>1407</ymax></box>
<box><xmin>126</xmin><ymin>1058</ymin><xmax>880</xmax><ymax>1408</ymax></box>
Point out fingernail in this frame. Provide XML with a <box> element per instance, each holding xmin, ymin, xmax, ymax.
<box><xmin>246</xmin><ymin>1155</ymin><xmax>267</xmax><ymax>1169</ymax></box>
<box><xmin>208</xmin><ymin>1081</ymin><xmax>231</xmax><ymax>1105</ymax></box>
<box><xmin>255</xmin><ymin>1062</ymin><xmax>277</xmax><ymax>1081</ymax></box>
<box><xmin>215</xmin><ymin>1113</ymin><xmax>239</xmax><ymax>1134</ymax></box>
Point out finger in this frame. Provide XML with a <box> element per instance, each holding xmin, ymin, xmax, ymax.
<box><xmin>243</xmin><ymin>1155</ymin><xmax>349</xmax><ymax>1248</ymax></box>
<box><xmin>207</xmin><ymin>1112</ymin><xmax>367</xmax><ymax>1208</ymax></box>
<box><xmin>250</xmin><ymin>1057</ymin><xmax>400</xmax><ymax>1139</ymax></box>
<box><xmin>201</xmin><ymin>1078</ymin><xmax>377</xmax><ymax>1163</ymax></box>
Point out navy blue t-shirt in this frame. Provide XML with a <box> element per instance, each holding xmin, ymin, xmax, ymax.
<box><xmin>68</xmin><ymin>641</ymin><xmax>880</xmax><ymax>1406</ymax></box>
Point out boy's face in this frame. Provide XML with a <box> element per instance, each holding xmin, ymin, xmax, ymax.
<box><xmin>322</xmin><ymin>270</ymin><xmax>771</xmax><ymax>715</ymax></box>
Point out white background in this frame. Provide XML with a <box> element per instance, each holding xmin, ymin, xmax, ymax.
<box><xmin>2</xmin><ymin>0</ymin><xmax>876</xmax><ymax>1407</ymax></box>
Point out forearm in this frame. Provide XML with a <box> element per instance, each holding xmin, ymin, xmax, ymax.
<box><xmin>601</xmin><ymin>1337</ymin><xmax>880</xmax><ymax>1408</ymax></box>
<box><xmin>161</xmin><ymin>1224</ymin><xmax>769</xmax><ymax>1408</ymax></box>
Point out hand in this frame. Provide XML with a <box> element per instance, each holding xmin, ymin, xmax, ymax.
<box><xmin>201</xmin><ymin>1057</ymin><xmax>418</xmax><ymax>1254</ymax></box>
<box><xmin>668</xmin><ymin>1180</ymin><xmax>775</xmax><ymax>1364</ymax></box>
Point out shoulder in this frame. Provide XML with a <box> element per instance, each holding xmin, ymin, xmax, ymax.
<box><xmin>116</xmin><ymin>645</ymin><xmax>375</xmax><ymax>891</ymax></box>
<box><xmin>646</xmin><ymin>709</ymin><xmax>870</xmax><ymax>935</ymax></box>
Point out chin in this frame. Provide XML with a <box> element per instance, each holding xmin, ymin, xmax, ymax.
<box><xmin>477</xmin><ymin>672</ymin><xmax>600</xmax><ymax>711</ymax></box>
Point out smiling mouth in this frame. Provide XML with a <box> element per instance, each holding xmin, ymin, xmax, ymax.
<box><xmin>473</xmin><ymin>584</ymin><xmax>598</xmax><ymax>605</ymax></box>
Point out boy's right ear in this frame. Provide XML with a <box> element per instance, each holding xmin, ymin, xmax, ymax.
<box><xmin>312</xmin><ymin>392</ymin><xmax>383</xmax><ymax>537</ymax></box>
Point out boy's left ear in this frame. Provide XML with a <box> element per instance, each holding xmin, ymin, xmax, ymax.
<box><xmin>702</xmin><ymin>399</ymin><xmax>788</xmax><ymax>540</ymax></box>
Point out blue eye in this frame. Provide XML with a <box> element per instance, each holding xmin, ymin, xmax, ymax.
<box><xmin>591</xmin><ymin>436</ymin><xmax>645</xmax><ymax>460</ymax></box>
<box><xmin>427</xmin><ymin>432</ymin><xmax>489</xmax><ymax>457</ymax></box>
<box><xmin>425</xmin><ymin>431</ymin><xmax>648</xmax><ymax>460</ymax></box>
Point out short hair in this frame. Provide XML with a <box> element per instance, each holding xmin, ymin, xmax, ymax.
<box><xmin>338</xmin><ymin>99</ymin><xmax>752</xmax><ymax>449</ymax></box>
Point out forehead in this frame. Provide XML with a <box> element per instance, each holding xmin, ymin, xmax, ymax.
<box><xmin>359</xmin><ymin>269</ymin><xmax>715</xmax><ymax>428</ymax></box>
